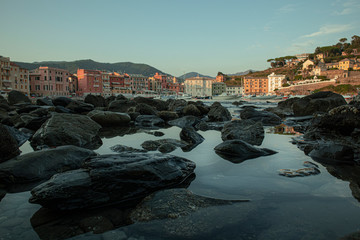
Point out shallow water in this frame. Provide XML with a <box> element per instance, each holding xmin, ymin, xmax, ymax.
<box><xmin>1</xmin><ymin>100</ymin><xmax>360</xmax><ymax>240</ymax></box>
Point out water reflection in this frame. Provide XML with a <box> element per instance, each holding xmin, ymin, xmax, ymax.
<box><xmin>267</xmin><ymin>124</ymin><xmax>301</xmax><ymax>136</ymax></box>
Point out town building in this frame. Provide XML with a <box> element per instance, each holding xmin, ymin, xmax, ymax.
<box><xmin>302</xmin><ymin>59</ymin><xmax>315</xmax><ymax>70</ymax></box>
<box><xmin>109</xmin><ymin>72</ymin><xmax>125</xmax><ymax>96</ymax></box>
<box><xmin>77</xmin><ymin>69</ymin><xmax>102</xmax><ymax>96</ymax></box>
<box><xmin>216</xmin><ymin>74</ymin><xmax>225</xmax><ymax>82</ymax></box>
<box><xmin>325</xmin><ymin>62</ymin><xmax>339</xmax><ymax>69</ymax></box>
<box><xmin>267</xmin><ymin>72</ymin><xmax>286</xmax><ymax>93</ymax></box>
<box><xmin>10</xmin><ymin>63</ymin><xmax>30</xmax><ymax>95</ymax></box>
<box><xmin>101</xmin><ymin>72</ymin><xmax>111</xmax><ymax>97</ymax></box>
<box><xmin>148</xmin><ymin>76</ymin><xmax>162</xmax><ymax>93</ymax></box>
<box><xmin>184</xmin><ymin>76</ymin><xmax>215</xmax><ymax>97</ymax></box>
<box><xmin>212</xmin><ymin>82</ymin><xmax>226</xmax><ymax>96</ymax></box>
<box><xmin>153</xmin><ymin>72</ymin><xmax>167</xmax><ymax>90</ymax></box>
<box><xmin>129</xmin><ymin>74</ymin><xmax>148</xmax><ymax>94</ymax></box>
<box><xmin>243</xmin><ymin>76</ymin><xmax>268</xmax><ymax>95</ymax></box>
<box><xmin>29</xmin><ymin>66</ymin><xmax>71</xmax><ymax>97</ymax></box>
<box><xmin>167</xmin><ymin>82</ymin><xmax>184</xmax><ymax>94</ymax></box>
<box><xmin>0</xmin><ymin>56</ymin><xmax>11</xmax><ymax>94</ymax></box>
<box><xmin>226</xmin><ymin>85</ymin><xmax>243</xmax><ymax>96</ymax></box>
<box><xmin>338</xmin><ymin>58</ymin><xmax>355</xmax><ymax>70</ymax></box>
<box><xmin>295</xmin><ymin>53</ymin><xmax>310</xmax><ymax>61</ymax></box>
<box><xmin>68</xmin><ymin>74</ymin><xmax>78</xmax><ymax>96</ymax></box>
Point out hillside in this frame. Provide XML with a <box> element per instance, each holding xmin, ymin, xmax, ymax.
<box><xmin>13</xmin><ymin>59</ymin><xmax>165</xmax><ymax>77</ymax></box>
<box><xmin>178</xmin><ymin>72</ymin><xmax>214</xmax><ymax>80</ymax></box>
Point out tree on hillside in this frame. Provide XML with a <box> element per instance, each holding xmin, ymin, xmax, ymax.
<box><xmin>351</xmin><ymin>35</ymin><xmax>360</xmax><ymax>47</ymax></box>
<box><xmin>339</xmin><ymin>38</ymin><xmax>347</xmax><ymax>43</ymax></box>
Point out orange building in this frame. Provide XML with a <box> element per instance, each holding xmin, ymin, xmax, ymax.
<box><xmin>243</xmin><ymin>76</ymin><xmax>268</xmax><ymax>95</ymax></box>
<box><xmin>77</xmin><ymin>69</ymin><xmax>102</xmax><ymax>96</ymax></box>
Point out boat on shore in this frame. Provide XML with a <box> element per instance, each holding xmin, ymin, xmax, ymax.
<box><xmin>212</xmin><ymin>93</ymin><xmax>241</xmax><ymax>101</ymax></box>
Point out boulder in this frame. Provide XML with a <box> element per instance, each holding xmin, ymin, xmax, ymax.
<box><xmin>55</xmin><ymin>105</ymin><xmax>72</xmax><ymax>113</ymax></box>
<box><xmin>87</xmin><ymin>110</ymin><xmax>131</xmax><ymax>127</ymax></box>
<box><xmin>36</xmin><ymin>97</ymin><xmax>54</xmax><ymax>106</ymax></box>
<box><xmin>30</xmin><ymin>113</ymin><xmax>102</xmax><ymax>150</ymax></box>
<box><xmin>141</xmin><ymin>139</ymin><xmax>187</xmax><ymax>152</ymax></box>
<box><xmin>207</xmin><ymin>104</ymin><xmax>232</xmax><ymax>122</ymax></box>
<box><xmin>221</xmin><ymin>120</ymin><xmax>264</xmax><ymax>146</ymax></box>
<box><xmin>135</xmin><ymin>115</ymin><xmax>165</xmax><ymax>128</ymax></box>
<box><xmin>19</xmin><ymin>114</ymin><xmax>49</xmax><ymax>131</ymax></box>
<box><xmin>182</xmin><ymin>104</ymin><xmax>202</xmax><ymax>117</ymax></box>
<box><xmin>2</xmin><ymin>125</ymin><xmax>32</xmax><ymax>146</ymax></box>
<box><xmin>65</xmin><ymin>100</ymin><xmax>94</xmax><ymax>114</ymax></box>
<box><xmin>168</xmin><ymin>115</ymin><xmax>201</xmax><ymax>128</ymax></box>
<box><xmin>240</xmin><ymin>107</ymin><xmax>281</xmax><ymax>126</ymax></box>
<box><xmin>158</xmin><ymin>143</ymin><xmax>177</xmax><ymax>153</ymax></box>
<box><xmin>309</xmin><ymin>143</ymin><xmax>357</xmax><ymax>163</ymax></box>
<box><xmin>133</xmin><ymin>97</ymin><xmax>168</xmax><ymax>111</ymax></box>
<box><xmin>195</xmin><ymin>121</ymin><xmax>225</xmax><ymax>131</ymax></box>
<box><xmin>214</xmin><ymin>140</ymin><xmax>277</xmax><ymax>163</ymax></box>
<box><xmin>84</xmin><ymin>95</ymin><xmax>107</xmax><ymax>108</ymax></box>
<box><xmin>0</xmin><ymin>123</ymin><xmax>20</xmax><ymax>162</ymax></box>
<box><xmin>180</xmin><ymin>127</ymin><xmax>204</xmax><ymax>151</ymax></box>
<box><xmin>108</xmin><ymin>100</ymin><xmax>137</xmax><ymax>113</ymax></box>
<box><xmin>292</xmin><ymin>91</ymin><xmax>347</xmax><ymax>116</ymax></box>
<box><xmin>167</xmin><ymin>99</ymin><xmax>187</xmax><ymax>112</ymax></box>
<box><xmin>7</xmin><ymin>90</ymin><xmax>31</xmax><ymax>105</ymax></box>
<box><xmin>53</xmin><ymin>97</ymin><xmax>73</xmax><ymax>107</ymax></box>
<box><xmin>110</xmin><ymin>144</ymin><xmax>147</xmax><ymax>153</ymax></box>
<box><xmin>134</xmin><ymin>103</ymin><xmax>157</xmax><ymax>115</ymax></box>
<box><xmin>16</xmin><ymin>104</ymin><xmax>42</xmax><ymax>114</ymax></box>
<box><xmin>141</xmin><ymin>140</ymin><xmax>162</xmax><ymax>151</ymax></box>
<box><xmin>278</xmin><ymin>161</ymin><xmax>320</xmax><ymax>177</ymax></box>
<box><xmin>156</xmin><ymin>111</ymin><xmax>179</xmax><ymax>121</ymax></box>
<box><xmin>0</xmin><ymin>146</ymin><xmax>96</xmax><ymax>184</ymax></box>
<box><xmin>29</xmin><ymin>152</ymin><xmax>196</xmax><ymax>210</ymax></box>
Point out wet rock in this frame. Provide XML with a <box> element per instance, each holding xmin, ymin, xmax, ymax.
<box><xmin>99</xmin><ymin>126</ymin><xmax>139</xmax><ymax>138</ymax></box>
<box><xmin>29</xmin><ymin>152</ymin><xmax>196</xmax><ymax>210</ymax></box>
<box><xmin>133</xmin><ymin>103</ymin><xmax>157</xmax><ymax>115</ymax></box>
<box><xmin>30</xmin><ymin>113</ymin><xmax>102</xmax><ymax>150</ymax></box>
<box><xmin>214</xmin><ymin>140</ymin><xmax>277</xmax><ymax>163</ymax></box>
<box><xmin>207</xmin><ymin>103</ymin><xmax>232</xmax><ymax>122</ymax></box>
<box><xmin>182</xmin><ymin>104</ymin><xmax>202</xmax><ymax>117</ymax></box>
<box><xmin>240</xmin><ymin>107</ymin><xmax>281</xmax><ymax>126</ymax></box>
<box><xmin>156</xmin><ymin>111</ymin><xmax>179</xmax><ymax>121</ymax></box>
<box><xmin>20</xmin><ymin>114</ymin><xmax>49</xmax><ymax>131</ymax></box>
<box><xmin>0</xmin><ymin>189</ymin><xmax>5</xmax><ymax>201</ymax></box>
<box><xmin>53</xmin><ymin>97</ymin><xmax>73</xmax><ymax>107</ymax></box>
<box><xmin>0</xmin><ymin>145</ymin><xmax>96</xmax><ymax>185</ymax></box>
<box><xmin>66</xmin><ymin>100</ymin><xmax>94</xmax><ymax>114</ymax></box>
<box><xmin>29</xmin><ymin>107</ymin><xmax>51</xmax><ymax>117</ymax></box>
<box><xmin>141</xmin><ymin>140</ymin><xmax>161</xmax><ymax>151</ymax></box>
<box><xmin>180</xmin><ymin>127</ymin><xmax>204</xmax><ymax>151</ymax></box>
<box><xmin>141</xmin><ymin>139</ymin><xmax>187</xmax><ymax>152</ymax></box>
<box><xmin>16</xmin><ymin>104</ymin><xmax>41</xmax><ymax>114</ymax></box>
<box><xmin>55</xmin><ymin>105</ymin><xmax>72</xmax><ymax>113</ymax></box>
<box><xmin>87</xmin><ymin>110</ymin><xmax>131</xmax><ymax>127</ymax></box>
<box><xmin>110</xmin><ymin>144</ymin><xmax>147</xmax><ymax>153</ymax></box>
<box><xmin>309</xmin><ymin>143</ymin><xmax>357</xmax><ymax>163</ymax></box>
<box><xmin>167</xmin><ymin>99</ymin><xmax>187</xmax><ymax>112</ymax></box>
<box><xmin>221</xmin><ymin>120</ymin><xmax>264</xmax><ymax>146</ymax></box>
<box><xmin>158</xmin><ymin>143</ymin><xmax>177</xmax><ymax>153</ymax></box>
<box><xmin>278</xmin><ymin>161</ymin><xmax>320</xmax><ymax>177</ymax></box>
<box><xmin>133</xmin><ymin>97</ymin><xmax>168</xmax><ymax>111</ymax></box>
<box><xmin>195</xmin><ymin>121</ymin><xmax>225</xmax><ymax>131</ymax></box>
<box><xmin>0</xmin><ymin>123</ymin><xmax>20</xmax><ymax>163</ymax></box>
<box><xmin>36</xmin><ymin>97</ymin><xmax>54</xmax><ymax>106</ymax></box>
<box><xmin>7</xmin><ymin>90</ymin><xmax>31</xmax><ymax>105</ymax></box>
<box><xmin>108</xmin><ymin>100</ymin><xmax>137</xmax><ymax>113</ymax></box>
<box><xmin>168</xmin><ymin>115</ymin><xmax>201</xmax><ymax>128</ymax></box>
<box><xmin>135</xmin><ymin>115</ymin><xmax>165</xmax><ymax>128</ymax></box>
<box><xmin>292</xmin><ymin>91</ymin><xmax>347</xmax><ymax>116</ymax></box>
<box><xmin>3</xmin><ymin>125</ymin><xmax>32</xmax><ymax>146</ymax></box>
<box><xmin>84</xmin><ymin>95</ymin><xmax>107</xmax><ymax>108</ymax></box>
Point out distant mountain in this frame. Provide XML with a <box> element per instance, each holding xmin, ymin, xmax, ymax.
<box><xmin>13</xmin><ymin>59</ymin><xmax>165</xmax><ymax>77</ymax></box>
<box><xmin>178</xmin><ymin>72</ymin><xmax>214</xmax><ymax>80</ymax></box>
<box><xmin>228</xmin><ymin>69</ymin><xmax>258</xmax><ymax>76</ymax></box>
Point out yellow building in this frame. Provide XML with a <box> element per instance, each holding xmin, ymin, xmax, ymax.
<box><xmin>338</xmin><ymin>58</ymin><xmax>355</xmax><ymax>70</ymax></box>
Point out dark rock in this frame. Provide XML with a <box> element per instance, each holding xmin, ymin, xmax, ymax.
<box><xmin>30</xmin><ymin>113</ymin><xmax>102</xmax><ymax>150</ymax></box>
<box><xmin>0</xmin><ymin>189</ymin><xmax>5</xmax><ymax>201</ymax></box>
<box><xmin>195</xmin><ymin>121</ymin><xmax>225</xmax><ymax>131</ymax></box>
<box><xmin>0</xmin><ymin>95</ymin><xmax>9</xmax><ymax>107</ymax></box>
<box><xmin>156</xmin><ymin>111</ymin><xmax>179</xmax><ymax>121</ymax></box>
<box><xmin>180</xmin><ymin>127</ymin><xmax>204</xmax><ymax>151</ymax></box>
<box><xmin>55</xmin><ymin>105</ymin><xmax>72</xmax><ymax>113</ymax></box>
<box><xmin>36</xmin><ymin>97</ymin><xmax>54</xmax><ymax>106</ymax></box>
<box><xmin>7</xmin><ymin>90</ymin><xmax>31</xmax><ymax>105</ymax></box>
<box><xmin>135</xmin><ymin>115</ymin><xmax>165</xmax><ymax>128</ymax></box>
<box><xmin>66</xmin><ymin>100</ymin><xmax>94</xmax><ymax>114</ymax></box>
<box><xmin>20</xmin><ymin>114</ymin><xmax>50</xmax><ymax>131</ymax></box>
<box><xmin>141</xmin><ymin>140</ymin><xmax>161</xmax><ymax>151</ymax></box>
<box><xmin>3</xmin><ymin>125</ymin><xmax>32</xmax><ymax>146</ymax></box>
<box><xmin>278</xmin><ymin>161</ymin><xmax>320</xmax><ymax>177</ymax></box>
<box><xmin>0</xmin><ymin>123</ymin><xmax>20</xmax><ymax>162</ymax></box>
<box><xmin>53</xmin><ymin>97</ymin><xmax>73</xmax><ymax>107</ymax></box>
<box><xmin>232</xmin><ymin>101</ymin><xmax>244</xmax><ymax>106</ymax></box>
<box><xmin>208</xmin><ymin>104</ymin><xmax>232</xmax><ymax>122</ymax></box>
<box><xmin>84</xmin><ymin>95</ymin><xmax>107</xmax><ymax>108</ymax></box>
<box><xmin>16</xmin><ymin>104</ymin><xmax>41</xmax><ymax>114</ymax></box>
<box><xmin>309</xmin><ymin>143</ymin><xmax>357</xmax><ymax>163</ymax></box>
<box><xmin>99</xmin><ymin>126</ymin><xmax>139</xmax><ymax>138</ymax></box>
<box><xmin>221</xmin><ymin>120</ymin><xmax>264</xmax><ymax>146</ymax></box>
<box><xmin>87</xmin><ymin>110</ymin><xmax>131</xmax><ymax>127</ymax></box>
<box><xmin>0</xmin><ymin>145</ymin><xmax>96</xmax><ymax>185</ymax></box>
<box><xmin>29</xmin><ymin>152</ymin><xmax>196</xmax><ymax>210</ymax></box>
<box><xmin>108</xmin><ymin>100</ymin><xmax>137</xmax><ymax>113</ymax></box>
<box><xmin>134</xmin><ymin>103</ymin><xmax>157</xmax><ymax>115</ymax></box>
<box><xmin>182</xmin><ymin>104</ymin><xmax>202</xmax><ymax>117</ymax></box>
<box><xmin>110</xmin><ymin>144</ymin><xmax>147</xmax><ymax>153</ymax></box>
<box><xmin>168</xmin><ymin>115</ymin><xmax>201</xmax><ymax>128</ymax></box>
<box><xmin>133</xmin><ymin>97</ymin><xmax>168</xmax><ymax>111</ymax></box>
<box><xmin>167</xmin><ymin>99</ymin><xmax>187</xmax><ymax>112</ymax></box>
<box><xmin>292</xmin><ymin>91</ymin><xmax>347</xmax><ymax>116</ymax></box>
<box><xmin>127</xmin><ymin>111</ymin><xmax>140</xmax><ymax>121</ymax></box>
<box><xmin>153</xmin><ymin>131</ymin><xmax>165</xmax><ymax>137</ymax></box>
<box><xmin>214</xmin><ymin>140</ymin><xmax>277</xmax><ymax>163</ymax></box>
<box><xmin>240</xmin><ymin>107</ymin><xmax>281</xmax><ymax>126</ymax></box>
<box><xmin>141</xmin><ymin>139</ymin><xmax>187</xmax><ymax>152</ymax></box>
<box><xmin>158</xmin><ymin>143</ymin><xmax>177</xmax><ymax>153</ymax></box>
<box><xmin>29</xmin><ymin>107</ymin><xmax>50</xmax><ymax>117</ymax></box>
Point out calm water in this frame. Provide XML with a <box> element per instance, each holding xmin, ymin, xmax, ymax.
<box><xmin>1</xmin><ymin>100</ymin><xmax>360</xmax><ymax>240</ymax></box>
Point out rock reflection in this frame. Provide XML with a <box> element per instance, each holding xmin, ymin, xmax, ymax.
<box><xmin>268</xmin><ymin>124</ymin><xmax>301</xmax><ymax>135</ymax></box>
<box><xmin>98</xmin><ymin>126</ymin><xmax>139</xmax><ymax>138</ymax></box>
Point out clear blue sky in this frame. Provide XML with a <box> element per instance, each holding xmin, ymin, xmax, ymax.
<box><xmin>1</xmin><ymin>0</ymin><xmax>359</xmax><ymax>76</ymax></box>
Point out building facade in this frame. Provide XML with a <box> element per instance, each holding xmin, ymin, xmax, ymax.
<box><xmin>184</xmin><ymin>77</ymin><xmax>215</xmax><ymax>97</ymax></box>
<box><xmin>226</xmin><ymin>85</ymin><xmax>243</xmax><ymax>95</ymax></box>
<box><xmin>10</xmin><ymin>63</ymin><xmax>30</xmax><ymax>95</ymax></box>
<box><xmin>243</xmin><ymin>76</ymin><xmax>268</xmax><ymax>95</ymax></box>
<box><xmin>77</xmin><ymin>69</ymin><xmax>102</xmax><ymax>96</ymax></box>
<box><xmin>267</xmin><ymin>72</ymin><xmax>286</xmax><ymax>93</ymax></box>
<box><xmin>0</xmin><ymin>56</ymin><xmax>11</xmax><ymax>94</ymax></box>
<box><xmin>129</xmin><ymin>74</ymin><xmax>148</xmax><ymax>93</ymax></box>
<box><xmin>101</xmin><ymin>72</ymin><xmax>111</xmax><ymax>97</ymax></box>
<box><xmin>29</xmin><ymin>66</ymin><xmax>71</xmax><ymax>97</ymax></box>
<box><xmin>212</xmin><ymin>82</ymin><xmax>226</xmax><ymax>96</ymax></box>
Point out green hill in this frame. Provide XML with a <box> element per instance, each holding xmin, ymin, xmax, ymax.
<box><xmin>13</xmin><ymin>59</ymin><xmax>165</xmax><ymax>77</ymax></box>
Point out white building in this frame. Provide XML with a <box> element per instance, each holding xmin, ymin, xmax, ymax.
<box><xmin>226</xmin><ymin>85</ymin><xmax>243</xmax><ymax>95</ymax></box>
<box><xmin>184</xmin><ymin>76</ymin><xmax>215</xmax><ymax>97</ymax></box>
<box><xmin>268</xmin><ymin>72</ymin><xmax>286</xmax><ymax>93</ymax></box>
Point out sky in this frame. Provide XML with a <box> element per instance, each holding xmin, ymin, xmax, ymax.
<box><xmin>0</xmin><ymin>0</ymin><xmax>359</xmax><ymax>77</ymax></box>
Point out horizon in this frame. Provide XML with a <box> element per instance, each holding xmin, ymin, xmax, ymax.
<box><xmin>1</xmin><ymin>0</ymin><xmax>359</xmax><ymax>76</ymax></box>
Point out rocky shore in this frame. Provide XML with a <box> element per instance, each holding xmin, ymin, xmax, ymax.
<box><xmin>0</xmin><ymin>90</ymin><xmax>360</xmax><ymax>239</ymax></box>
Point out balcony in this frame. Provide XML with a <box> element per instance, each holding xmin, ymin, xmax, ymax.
<box><xmin>2</xmin><ymin>79</ymin><xmax>11</xmax><ymax>83</ymax></box>
<box><xmin>93</xmin><ymin>85</ymin><xmax>100</xmax><ymax>88</ymax></box>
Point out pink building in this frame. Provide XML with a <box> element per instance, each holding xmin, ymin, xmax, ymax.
<box><xmin>154</xmin><ymin>72</ymin><xmax>167</xmax><ymax>90</ymax></box>
<box><xmin>77</xmin><ymin>69</ymin><xmax>103</xmax><ymax>96</ymax></box>
<box><xmin>29</xmin><ymin>67</ymin><xmax>71</xmax><ymax>97</ymax></box>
